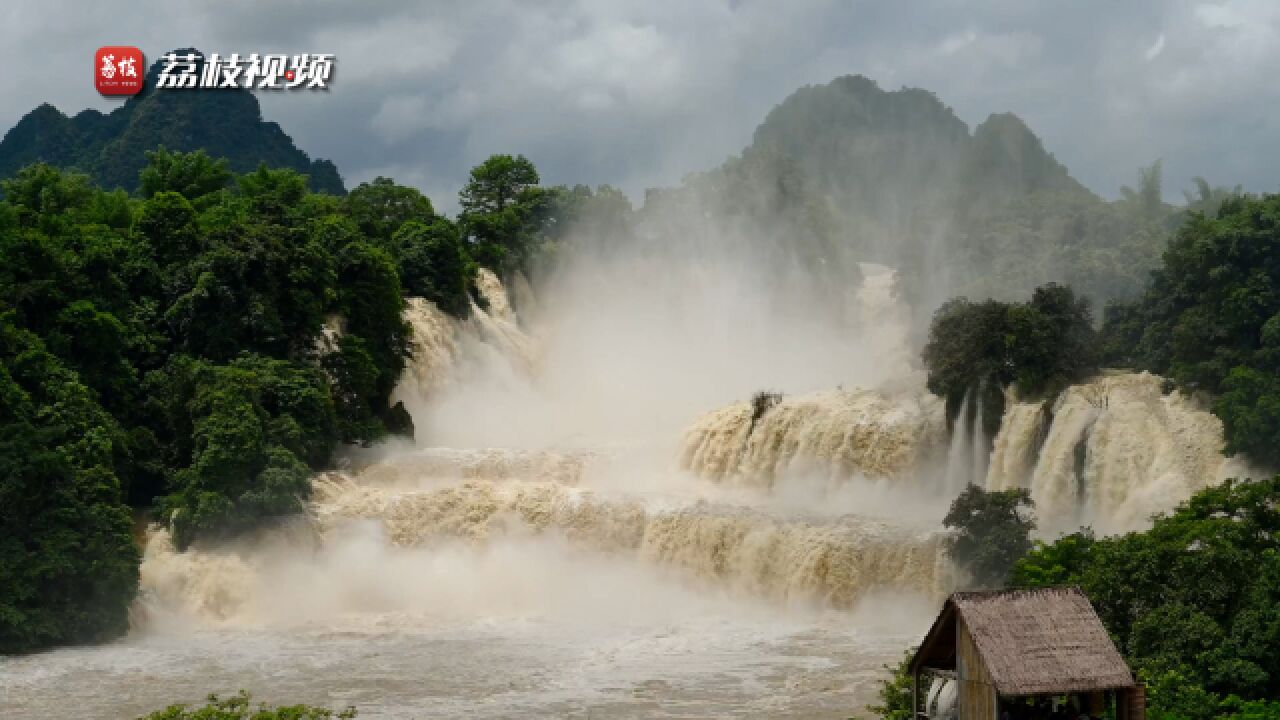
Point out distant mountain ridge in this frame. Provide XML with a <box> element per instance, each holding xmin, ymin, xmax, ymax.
<box><xmin>647</xmin><ymin>75</ymin><xmax>1166</xmax><ymax>310</ymax></box>
<box><xmin>0</xmin><ymin>49</ymin><xmax>344</xmax><ymax>194</ymax></box>
<box><xmin>737</xmin><ymin>74</ymin><xmax>1090</xmax><ymax>228</ymax></box>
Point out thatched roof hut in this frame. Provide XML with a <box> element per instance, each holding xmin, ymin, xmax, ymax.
<box><xmin>909</xmin><ymin>587</ymin><xmax>1143</xmax><ymax>720</ymax></box>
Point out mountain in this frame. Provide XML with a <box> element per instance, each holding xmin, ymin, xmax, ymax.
<box><xmin>963</xmin><ymin>111</ymin><xmax>1084</xmax><ymax>202</ymax></box>
<box><xmin>722</xmin><ymin>74</ymin><xmax>1090</xmax><ymax>236</ymax></box>
<box><xmin>0</xmin><ymin>50</ymin><xmax>344</xmax><ymax>194</ymax></box>
<box><xmin>647</xmin><ymin>75</ymin><xmax>1166</xmax><ymax>311</ymax></box>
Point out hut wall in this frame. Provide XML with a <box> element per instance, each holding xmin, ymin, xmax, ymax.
<box><xmin>956</xmin><ymin>618</ymin><xmax>997</xmax><ymax>720</ymax></box>
<box><xmin>1118</xmin><ymin>685</ymin><xmax>1146</xmax><ymax>720</ymax></box>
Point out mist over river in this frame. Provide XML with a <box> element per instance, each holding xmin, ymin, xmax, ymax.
<box><xmin>0</xmin><ymin>254</ymin><xmax>1238</xmax><ymax>718</ymax></box>
<box><xmin>2</xmin><ymin>551</ymin><xmax>930</xmax><ymax>718</ymax></box>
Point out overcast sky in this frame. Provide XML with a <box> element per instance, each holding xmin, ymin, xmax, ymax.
<box><xmin>3</xmin><ymin>1</ymin><xmax>1278</xmax><ymax>210</ymax></box>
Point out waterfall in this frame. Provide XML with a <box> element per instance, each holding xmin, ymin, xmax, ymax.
<box><xmin>680</xmin><ymin>386</ymin><xmax>947</xmax><ymax>485</ymax></box>
<box><xmin>392</xmin><ymin>297</ymin><xmax>463</xmax><ymax>401</ymax></box>
<box><xmin>132</xmin><ymin>269</ymin><xmax>956</xmax><ymax>634</ymax></box>
<box><xmin>942</xmin><ymin>389</ymin><xmax>972</xmax><ymax>495</ymax></box>
<box><xmin>117</xmin><ymin>266</ymin><xmax>1260</xmax><ymax>720</ymax></box>
<box><xmin>984</xmin><ymin>372</ymin><xmax>1254</xmax><ymax>535</ymax></box>
<box><xmin>970</xmin><ymin>384</ymin><xmax>988</xmax><ymax>491</ymax></box>
<box><xmin>985</xmin><ymin>393</ymin><xmax>1045</xmax><ymax>493</ymax></box>
<box><xmin>391</xmin><ymin>268</ymin><xmax>538</xmax><ymax>410</ymax></box>
<box><xmin>134</xmin><ymin>450</ymin><xmax>954</xmax><ymax>627</ymax></box>
<box><xmin>680</xmin><ymin>371</ymin><xmax>1253</xmax><ymax>537</ymax></box>
<box><xmin>31</xmin><ymin>266</ymin><xmax>1257</xmax><ymax>720</ymax></box>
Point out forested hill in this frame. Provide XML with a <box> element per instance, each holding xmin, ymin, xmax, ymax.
<box><xmin>745</xmin><ymin>75</ymin><xmax>1090</xmax><ymax>221</ymax></box>
<box><xmin>0</xmin><ymin>50</ymin><xmax>345</xmax><ymax>195</ymax></box>
<box><xmin>648</xmin><ymin>74</ymin><xmax>1183</xmax><ymax>312</ymax></box>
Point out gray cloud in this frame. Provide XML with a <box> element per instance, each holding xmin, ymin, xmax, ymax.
<box><xmin>4</xmin><ymin>0</ymin><xmax>1279</xmax><ymax>209</ymax></box>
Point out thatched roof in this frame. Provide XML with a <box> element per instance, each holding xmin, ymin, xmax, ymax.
<box><xmin>911</xmin><ymin>586</ymin><xmax>1134</xmax><ymax>696</ymax></box>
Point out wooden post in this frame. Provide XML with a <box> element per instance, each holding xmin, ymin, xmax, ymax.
<box><xmin>912</xmin><ymin>671</ymin><xmax>919</xmax><ymax>719</ymax></box>
<box><xmin>1123</xmin><ymin>686</ymin><xmax>1146</xmax><ymax>720</ymax></box>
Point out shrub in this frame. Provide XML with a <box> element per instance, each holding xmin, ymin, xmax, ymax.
<box><xmin>138</xmin><ymin>691</ymin><xmax>356</xmax><ymax>720</ymax></box>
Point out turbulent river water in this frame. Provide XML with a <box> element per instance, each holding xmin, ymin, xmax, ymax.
<box><xmin>0</xmin><ymin>265</ymin><xmax>1247</xmax><ymax>718</ymax></box>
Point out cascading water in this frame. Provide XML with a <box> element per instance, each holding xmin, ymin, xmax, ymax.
<box><xmin>984</xmin><ymin>398</ymin><xmax>1045</xmax><ymax>494</ymax></box>
<box><xmin>391</xmin><ymin>296</ymin><xmax>462</xmax><ymax>401</ymax></box>
<box><xmin>942</xmin><ymin>389</ymin><xmax>973</xmax><ymax>495</ymax></box>
<box><xmin>136</xmin><ymin>462</ymin><xmax>952</xmax><ymax>627</ymax></box>
<box><xmin>392</xmin><ymin>268</ymin><xmax>538</xmax><ymax>408</ymax></box>
<box><xmin>3</xmin><ymin>266</ymin><xmax>951</xmax><ymax>719</ymax></box>
<box><xmin>2</xmin><ymin>260</ymin><xmax>1248</xmax><ymax>719</ymax></box>
<box><xmin>935</xmin><ymin>383</ymin><xmax>991</xmax><ymax>495</ymax></box>
<box><xmin>680</xmin><ymin>363</ymin><xmax>1254</xmax><ymax>541</ymax></box>
<box><xmin>985</xmin><ymin>372</ymin><xmax>1254</xmax><ymax>535</ymax></box>
<box><xmin>680</xmin><ymin>368</ymin><xmax>1254</xmax><ymax>540</ymax></box>
<box><xmin>679</xmin><ymin>386</ymin><xmax>946</xmax><ymax>485</ymax></box>
<box><xmin>970</xmin><ymin>386</ymin><xmax>988</xmax><ymax>489</ymax></box>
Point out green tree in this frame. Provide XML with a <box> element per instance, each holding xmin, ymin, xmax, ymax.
<box><xmin>138</xmin><ymin>191</ymin><xmax>199</xmax><ymax>268</ymax></box>
<box><xmin>458</xmin><ymin>154</ymin><xmax>546</xmax><ymax>274</ymax></box>
<box><xmin>540</xmin><ymin>183</ymin><xmax>635</xmax><ymax>248</ymax></box>
<box><xmin>345</xmin><ymin>176</ymin><xmax>435</xmax><ymax>242</ymax></box>
<box><xmin>924</xmin><ymin>284</ymin><xmax>1097</xmax><ymax>436</ymax></box>
<box><xmin>1014</xmin><ymin>478</ymin><xmax>1280</xmax><ymax>716</ymax></box>
<box><xmin>0</xmin><ymin>315</ymin><xmax>138</xmax><ymax>652</ymax></box>
<box><xmin>942</xmin><ymin>484</ymin><xmax>1035</xmax><ymax>588</ymax></box>
<box><xmin>322</xmin><ymin>336</ymin><xmax>385</xmax><ymax>443</ymax></box>
<box><xmin>1019</xmin><ymin>283</ymin><xmax>1097</xmax><ymax>393</ymax></box>
<box><xmin>1009</xmin><ymin>529</ymin><xmax>1094</xmax><ymax>587</ymax></box>
<box><xmin>1</xmin><ymin>163</ymin><xmax>96</xmax><ymax>236</ymax></box>
<box><xmin>157</xmin><ymin>356</ymin><xmax>336</xmax><ymax>550</ymax></box>
<box><xmin>391</xmin><ymin>218</ymin><xmax>472</xmax><ymax>316</ymax></box>
<box><xmin>45</xmin><ymin>299</ymin><xmax>136</xmax><ymax>412</ymax></box>
<box><xmin>1181</xmin><ymin>176</ymin><xmax>1243</xmax><ymax>220</ymax></box>
<box><xmin>332</xmin><ymin>241</ymin><xmax>411</xmax><ymax>441</ymax></box>
<box><xmin>0</xmin><ymin>152</ymin><xmax>431</xmax><ymax>649</ymax></box>
<box><xmin>1119</xmin><ymin>160</ymin><xmax>1167</xmax><ymax>223</ymax></box>
<box><xmin>1102</xmin><ymin>193</ymin><xmax>1280</xmax><ymax>466</ymax></box>
<box><xmin>139</xmin><ymin>148</ymin><xmax>231</xmax><ymax>208</ymax></box>
<box><xmin>337</xmin><ymin>241</ymin><xmax>408</xmax><ymax>393</ymax></box>
<box><xmin>1214</xmin><ymin>368</ymin><xmax>1280</xmax><ymax>466</ymax></box>
<box><xmin>922</xmin><ymin>297</ymin><xmax>1013</xmax><ymax>431</ymax></box>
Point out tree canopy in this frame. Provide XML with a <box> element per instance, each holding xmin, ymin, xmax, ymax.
<box><xmin>1014</xmin><ymin>477</ymin><xmax>1280</xmax><ymax>719</ymax></box>
<box><xmin>0</xmin><ymin>148</ymin><xmax>553</xmax><ymax>653</ymax></box>
<box><xmin>922</xmin><ymin>282</ymin><xmax>1097</xmax><ymax>435</ymax></box>
<box><xmin>0</xmin><ymin>314</ymin><xmax>138</xmax><ymax>652</ymax></box>
<box><xmin>1103</xmin><ymin>193</ymin><xmax>1280</xmax><ymax>466</ymax></box>
<box><xmin>0</xmin><ymin>153</ymin><xmax>486</xmax><ymax>652</ymax></box>
<box><xmin>943</xmin><ymin>484</ymin><xmax>1035</xmax><ymax>588</ymax></box>
<box><xmin>458</xmin><ymin>154</ymin><xmax>547</xmax><ymax>275</ymax></box>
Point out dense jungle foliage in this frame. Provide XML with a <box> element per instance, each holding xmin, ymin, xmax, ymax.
<box><xmin>0</xmin><ymin>147</ymin><xmax>549</xmax><ymax>653</ymax></box>
<box><xmin>1015</xmin><ymin>477</ymin><xmax>1280</xmax><ymax>719</ymax></box>
<box><xmin>1102</xmin><ymin>193</ymin><xmax>1280</xmax><ymax>467</ymax></box>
